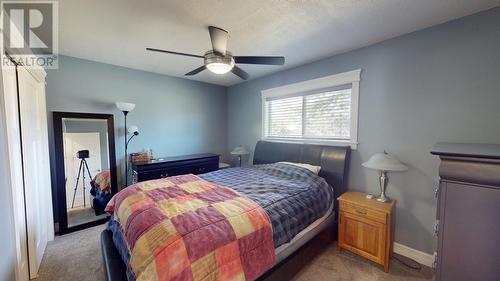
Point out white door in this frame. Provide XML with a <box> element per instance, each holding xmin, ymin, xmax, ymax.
<box><xmin>17</xmin><ymin>67</ymin><xmax>53</xmax><ymax>279</ymax></box>
<box><xmin>63</xmin><ymin>132</ymin><xmax>102</xmax><ymax>208</ymax></box>
<box><xmin>2</xmin><ymin>67</ymin><xmax>30</xmax><ymax>281</ymax></box>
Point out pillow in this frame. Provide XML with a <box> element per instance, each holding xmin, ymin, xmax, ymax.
<box><xmin>278</xmin><ymin>162</ymin><xmax>321</xmax><ymax>175</ymax></box>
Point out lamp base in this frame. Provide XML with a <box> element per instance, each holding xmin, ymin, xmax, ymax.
<box><xmin>375</xmin><ymin>194</ymin><xmax>391</xmax><ymax>203</ymax></box>
<box><xmin>376</xmin><ymin>170</ymin><xmax>391</xmax><ymax>203</ymax></box>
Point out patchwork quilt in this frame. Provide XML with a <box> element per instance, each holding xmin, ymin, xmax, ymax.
<box><xmin>91</xmin><ymin>170</ymin><xmax>111</xmax><ymax>193</ymax></box>
<box><xmin>105</xmin><ymin>174</ymin><xmax>275</xmax><ymax>281</ymax></box>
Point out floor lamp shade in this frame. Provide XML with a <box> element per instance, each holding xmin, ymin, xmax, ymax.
<box><xmin>116</xmin><ymin>102</ymin><xmax>135</xmax><ymax>112</ymax></box>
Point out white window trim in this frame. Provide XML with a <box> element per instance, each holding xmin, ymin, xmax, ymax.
<box><xmin>261</xmin><ymin>69</ymin><xmax>361</xmax><ymax>149</ymax></box>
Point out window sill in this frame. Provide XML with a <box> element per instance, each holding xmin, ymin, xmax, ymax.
<box><xmin>262</xmin><ymin>137</ymin><xmax>358</xmax><ymax>150</ymax></box>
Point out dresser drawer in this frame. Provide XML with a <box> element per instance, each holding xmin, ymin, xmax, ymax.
<box><xmin>339</xmin><ymin>201</ymin><xmax>387</xmax><ymax>224</ymax></box>
<box><xmin>135</xmin><ymin>159</ymin><xmax>218</xmax><ymax>182</ymax></box>
<box><xmin>137</xmin><ymin>168</ymin><xmax>171</xmax><ymax>182</ymax></box>
<box><xmin>174</xmin><ymin>161</ymin><xmax>218</xmax><ymax>175</ymax></box>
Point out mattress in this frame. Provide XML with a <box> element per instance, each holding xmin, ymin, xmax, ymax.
<box><xmin>275</xmin><ymin>202</ymin><xmax>334</xmax><ymax>264</ymax></box>
<box><xmin>107</xmin><ymin>163</ymin><xmax>334</xmax><ymax>280</ymax></box>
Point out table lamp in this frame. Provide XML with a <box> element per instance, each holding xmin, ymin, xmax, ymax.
<box><xmin>231</xmin><ymin>146</ymin><xmax>249</xmax><ymax>167</ymax></box>
<box><xmin>362</xmin><ymin>152</ymin><xmax>408</xmax><ymax>202</ymax></box>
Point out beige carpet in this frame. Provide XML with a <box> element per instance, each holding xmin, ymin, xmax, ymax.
<box><xmin>67</xmin><ymin>207</ymin><xmax>108</xmax><ymax>227</ymax></box>
<box><xmin>35</xmin><ymin>224</ymin><xmax>434</xmax><ymax>281</ymax></box>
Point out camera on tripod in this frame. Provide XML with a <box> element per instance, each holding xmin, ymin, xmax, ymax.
<box><xmin>72</xmin><ymin>150</ymin><xmax>92</xmax><ymax>208</ymax></box>
<box><xmin>77</xmin><ymin>150</ymin><xmax>89</xmax><ymax>159</ymax></box>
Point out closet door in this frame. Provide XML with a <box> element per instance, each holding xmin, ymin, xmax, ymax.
<box><xmin>17</xmin><ymin>67</ymin><xmax>53</xmax><ymax>279</ymax></box>
<box><xmin>2</xmin><ymin>67</ymin><xmax>30</xmax><ymax>281</ymax></box>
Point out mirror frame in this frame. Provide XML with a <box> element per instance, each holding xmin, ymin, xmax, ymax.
<box><xmin>53</xmin><ymin>112</ymin><xmax>117</xmax><ymax>234</ymax></box>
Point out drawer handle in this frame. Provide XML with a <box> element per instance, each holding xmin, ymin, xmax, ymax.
<box><xmin>198</xmin><ymin>167</ymin><xmax>206</xmax><ymax>172</ymax></box>
<box><xmin>434</xmin><ymin>185</ymin><xmax>440</xmax><ymax>198</ymax></box>
<box><xmin>355</xmin><ymin>208</ymin><xmax>367</xmax><ymax>215</ymax></box>
<box><xmin>160</xmin><ymin>173</ymin><xmax>168</xmax><ymax>178</ymax></box>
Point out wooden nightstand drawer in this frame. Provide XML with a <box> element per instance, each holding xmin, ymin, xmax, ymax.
<box><xmin>339</xmin><ymin>201</ymin><xmax>387</xmax><ymax>224</ymax></box>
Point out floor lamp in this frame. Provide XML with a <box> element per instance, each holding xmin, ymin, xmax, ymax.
<box><xmin>116</xmin><ymin>102</ymin><xmax>135</xmax><ymax>187</ymax></box>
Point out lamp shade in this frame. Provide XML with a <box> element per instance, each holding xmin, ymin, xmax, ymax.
<box><xmin>230</xmin><ymin>146</ymin><xmax>249</xmax><ymax>155</ymax></box>
<box><xmin>116</xmin><ymin>102</ymin><xmax>135</xmax><ymax>112</ymax></box>
<box><xmin>128</xmin><ymin>125</ymin><xmax>139</xmax><ymax>134</ymax></box>
<box><xmin>206</xmin><ymin>62</ymin><xmax>234</xmax><ymax>74</ymax></box>
<box><xmin>362</xmin><ymin>153</ymin><xmax>408</xmax><ymax>172</ymax></box>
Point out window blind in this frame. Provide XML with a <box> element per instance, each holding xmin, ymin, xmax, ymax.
<box><xmin>264</xmin><ymin>86</ymin><xmax>352</xmax><ymax>140</ymax></box>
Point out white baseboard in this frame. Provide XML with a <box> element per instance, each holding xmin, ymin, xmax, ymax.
<box><xmin>393</xmin><ymin>242</ymin><xmax>434</xmax><ymax>267</ymax></box>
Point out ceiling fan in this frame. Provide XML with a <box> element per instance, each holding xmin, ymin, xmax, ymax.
<box><xmin>146</xmin><ymin>26</ymin><xmax>285</xmax><ymax>80</ymax></box>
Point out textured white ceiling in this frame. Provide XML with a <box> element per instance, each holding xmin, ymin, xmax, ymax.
<box><xmin>58</xmin><ymin>0</ymin><xmax>499</xmax><ymax>86</ymax></box>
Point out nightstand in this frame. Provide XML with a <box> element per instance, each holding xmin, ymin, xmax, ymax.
<box><xmin>338</xmin><ymin>192</ymin><xmax>395</xmax><ymax>272</ymax></box>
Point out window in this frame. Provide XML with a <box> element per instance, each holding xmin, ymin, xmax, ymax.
<box><xmin>261</xmin><ymin>69</ymin><xmax>360</xmax><ymax>148</ymax></box>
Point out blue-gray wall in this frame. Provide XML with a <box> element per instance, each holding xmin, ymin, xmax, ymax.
<box><xmin>226</xmin><ymin>8</ymin><xmax>500</xmax><ymax>254</ymax></box>
<box><xmin>46</xmin><ymin>55</ymin><xmax>227</xmax><ymax>222</ymax></box>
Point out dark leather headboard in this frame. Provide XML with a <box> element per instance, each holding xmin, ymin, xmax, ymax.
<box><xmin>253</xmin><ymin>140</ymin><xmax>351</xmax><ymax>199</ymax></box>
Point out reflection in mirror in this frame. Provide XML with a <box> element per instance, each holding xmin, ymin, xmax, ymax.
<box><xmin>62</xmin><ymin>118</ymin><xmax>111</xmax><ymax>227</ymax></box>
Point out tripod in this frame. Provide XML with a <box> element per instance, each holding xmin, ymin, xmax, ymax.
<box><xmin>71</xmin><ymin>158</ymin><xmax>93</xmax><ymax>208</ymax></box>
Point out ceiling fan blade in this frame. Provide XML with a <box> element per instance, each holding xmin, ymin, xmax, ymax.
<box><xmin>185</xmin><ymin>65</ymin><xmax>206</xmax><ymax>76</ymax></box>
<box><xmin>231</xmin><ymin>66</ymin><xmax>249</xmax><ymax>80</ymax></box>
<box><xmin>208</xmin><ymin>26</ymin><xmax>229</xmax><ymax>56</ymax></box>
<box><xmin>234</xmin><ymin>56</ymin><xmax>285</xmax><ymax>65</ymax></box>
<box><xmin>146</xmin><ymin>48</ymin><xmax>204</xmax><ymax>59</ymax></box>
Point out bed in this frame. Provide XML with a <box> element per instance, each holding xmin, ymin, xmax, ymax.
<box><xmin>101</xmin><ymin>141</ymin><xmax>350</xmax><ymax>281</ymax></box>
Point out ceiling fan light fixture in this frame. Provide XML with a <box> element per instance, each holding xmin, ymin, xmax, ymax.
<box><xmin>206</xmin><ymin>62</ymin><xmax>234</xmax><ymax>74</ymax></box>
<box><xmin>205</xmin><ymin>51</ymin><xmax>234</xmax><ymax>74</ymax></box>
<box><xmin>147</xmin><ymin>26</ymin><xmax>285</xmax><ymax>80</ymax></box>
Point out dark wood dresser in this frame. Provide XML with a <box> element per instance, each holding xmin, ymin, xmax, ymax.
<box><xmin>131</xmin><ymin>153</ymin><xmax>219</xmax><ymax>183</ymax></box>
<box><xmin>431</xmin><ymin>143</ymin><xmax>500</xmax><ymax>281</ymax></box>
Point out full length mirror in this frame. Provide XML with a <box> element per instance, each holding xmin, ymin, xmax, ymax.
<box><xmin>54</xmin><ymin>112</ymin><xmax>117</xmax><ymax>234</ymax></box>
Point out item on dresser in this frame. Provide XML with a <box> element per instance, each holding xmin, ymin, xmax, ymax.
<box><xmin>338</xmin><ymin>191</ymin><xmax>395</xmax><ymax>272</ymax></box>
<box><xmin>362</xmin><ymin>152</ymin><xmax>408</xmax><ymax>202</ymax></box>
<box><xmin>131</xmin><ymin>153</ymin><xmax>220</xmax><ymax>183</ymax></box>
<box><xmin>431</xmin><ymin>143</ymin><xmax>500</xmax><ymax>281</ymax></box>
<box><xmin>130</xmin><ymin>150</ymin><xmax>153</xmax><ymax>163</ymax></box>
<box><xmin>230</xmin><ymin>145</ymin><xmax>249</xmax><ymax>167</ymax></box>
